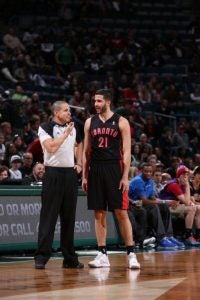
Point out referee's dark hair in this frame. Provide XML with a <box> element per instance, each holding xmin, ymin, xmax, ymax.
<box><xmin>51</xmin><ymin>100</ymin><xmax>67</xmax><ymax>114</ymax></box>
<box><xmin>95</xmin><ymin>89</ymin><xmax>113</xmax><ymax>102</ymax></box>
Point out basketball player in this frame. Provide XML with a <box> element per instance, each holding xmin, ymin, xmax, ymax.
<box><xmin>82</xmin><ymin>89</ymin><xmax>140</xmax><ymax>269</ymax></box>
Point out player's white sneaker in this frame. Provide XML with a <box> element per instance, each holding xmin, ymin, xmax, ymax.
<box><xmin>128</xmin><ymin>252</ymin><xmax>140</xmax><ymax>269</ymax></box>
<box><xmin>88</xmin><ymin>252</ymin><xmax>110</xmax><ymax>268</ymax></box>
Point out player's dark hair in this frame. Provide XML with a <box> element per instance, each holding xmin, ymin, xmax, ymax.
<box><xmin>95</xmin><ymin>89</ymin><xmax>113</xmax><ymax>102</ymax></box>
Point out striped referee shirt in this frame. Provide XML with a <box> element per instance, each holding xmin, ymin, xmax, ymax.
<box><xmin>38</xmin><ymin>121</ymin><xmax>82</xmax><ymax>167</ymax></box>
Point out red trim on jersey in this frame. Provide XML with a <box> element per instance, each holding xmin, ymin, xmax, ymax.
<box><xmin>122</xmin><ymin>190</ymin><xmax>129</xmax><ymax>209</ymax></box>
<box><xmin>119</xmin><ymin>159</ymin><xmax>129</xmax><ymax>209</ymax></box>
<box><xmin>120</xmin><ymin>159</ymin><xmax>123</xmax><ymax>171</ymax></box>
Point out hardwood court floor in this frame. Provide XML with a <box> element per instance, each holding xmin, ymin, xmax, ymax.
<box><xmin>0</xmin><ymin>249</ymin><xmax>200</xmax><ymax>300</ymax></box>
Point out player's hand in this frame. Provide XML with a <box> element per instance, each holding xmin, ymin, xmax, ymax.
<box><xmin>82</xmin><ymin>178</ymin><xmax>88</xmax><ymax>192</ymax></box>
<box><xmin>119</xmin><ymin>178</ymin><xmax>129</xmax><ymax>193</ymax></box>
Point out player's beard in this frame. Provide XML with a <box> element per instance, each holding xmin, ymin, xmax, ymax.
<box><xmin>99</xmin><ymin>104</ymin><xmax>107</xmax><ymax>114</ymax></box>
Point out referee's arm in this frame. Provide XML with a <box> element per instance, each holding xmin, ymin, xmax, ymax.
<box><xmin>42</xmin><ymin>122</ymin><xmax>74</xmax><ymax>153</ymax></box>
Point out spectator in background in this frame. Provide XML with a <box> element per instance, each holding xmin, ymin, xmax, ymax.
<box><xmin>157</xmin><ymin>127</ymin><xmax>173</xmax><ymax>165</ymax></box>
<box><xmin>147</xmin><ymin>154</ymin><xmax>159</xmax><ymax>172</ymax></box>
<box><xmin>161</xmin><ymin>172</ymin><xmax>172</xmax><ymax>185</ymax></box>
<box><xmin>0</xmin><ymin>165</ymin><xmax>9</xmax><ymax>182</ymax></box>
<box><xmin>20</xmin><ymin>120</ymin><xmax>35</xmax><ymax>147</ymax></box>
<box><xmin>140</xmin><ymin>143</ymin><xmax>153</xmax><ymax>163</ymax></box>
<box><xmin>11</xmin><ymin>85</ymin><xmax>28</xmax><ymax>102</ymax></box>
<box><xmin>23</xmin><ymin>162</ymin><xmax>45</xmax><ymax>185</ymax></box>
<box><xmin>12</xmin><ymin>134</ymin><xmax>25</xmax><ymax>157</ymax></box>
<box><xmin>190</xmin><ymin>87</ymin><xmax>200</xmax><ymax>103</ymax></box>
<box><xmin>9</xmin><ymin>154</ymin><xmax>22</xmax><ymax>179</ymax></box>
<box><xmin>29</xmin><ymin>115</ymin><xmax>40</xmax><ymax>139</ymax></box>
<box><xmin>138</xmin><ymin>133</ymin><xmax>153</xmax><ymax>154</ymax></box>
<box><xmin>128</xmin><ymin>163</ymin><xmax>184</xmax><ymax>249</ymax></box>
<box><xmin>159</xmin><ymin>165</ymin><xmax>200</xmax><ymax>246</ymax></box>
<box><xmin>190</xmin><ymin>166</ymin><xmax>200</xmax><ymax>204</ymax></box>
<box><xmin>20</xmin><ymin>152</ymin><xmax>34</xmax><ymax>177</ymax></box>
<box><xmin>0</xmin><ymin>133</ymin><xmax>6</xmax><ymax>162</ymax></box>
<box><xmin>0</xmin><ymin>52</ymin><xmax>18</xmax><ymax>83</ymax></box>
<box><xmin>27</xmin><ymin>137</ymin><xmax>43</xmax><ymax>163</ymax></box>
<box><xmin>0</xmin><ymin>121</ymin><xmax>13</xmax><ymax>144</ymax></box>
<box><xmin>55</xmin><ymin>41</ymin><xmax>77</xmax><ymax>79</ymax></box>
<box><xmin>131</xmin><ymin>143</ymin><xmax>141</xmax><ymax>168</ymax></box>
<box><xmin>164</xmin><ymin>156</ymin><xmax>181</xmax><ymax>179</ymax></box>
<box><xmin>3</xmin><ymin>142</ymin><xmax>18</xmax><ymax>167</ymax></box>
<box><xmin>153</xmin><ymin>169</ymin><xmax>164</xmax><ymax>197</ymax></box>
<box><xmin>171</xmin><ymin>124</ymin><xmax>190</xmax><ymax>155</ymax></box>
<box><xmin>3</xmin><ymin>27</ymin><xmax>26</xmax><ymax>52</ymax></box>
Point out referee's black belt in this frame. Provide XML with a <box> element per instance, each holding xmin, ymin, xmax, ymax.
<box><xmin>45</xmin><ymin>166</ymin><xmax>74</xmax><ymax>172</ymax></box>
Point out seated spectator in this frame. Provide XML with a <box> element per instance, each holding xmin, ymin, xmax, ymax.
<box><xmin>11</xmin><ymin>85</ymin><xmax>28</xmax><ymax>102</ymax></box>
<box><xmin>190</xmin><ymin>87</ymin><xmax>200</xmax><ymax>102</ymax></box>
<box><xmin>131</xmin><ymin>143</ymin><xmax>141</xmax><ymax>168</ymax></box>
<box><xmin>164</xmin><ymin>156</ymin><xmax>181</xmax><ymax>179</ymax></box>
<box><xmin>0</xmin><ymin>52</ymin><xmax>18</xmax><ymax>83</ymax></box>
<box><xmin>12</xmin><ymin>134</ymin><xmax>26</xmax><ymax>157</ymax></box>
<box><xmin>0</xmin><ymin>133</ymin><xmax>6</xmax><ymax>162</ymax></box>
<box><xmin>3</xmin><ymin>142</ymin><xmax>18</xmax><ymax>167</ymax></box>
<box><xmin>0</xmin><ymin>121</ymin><xmax>13</xmax><ymax>144</ymax></box>
<box><xmin>147</xmin><ymin>154</ymin><xmax>158</xmax><ymax>172</ymax></box>
<box><xmin>190</xmin><ymin>166</ymin><xmax>200</xmax><ymax>204</ymax></box>
<box><xmin>102</xmin><ymin>48</ymin><xmax>116</xmax><ymax>71</ymax></box>
<box><xmin>9</xmin><ymin>154</ymin><xmax>22</xmax><ymax>179</ymax></box>
<box><xmin>29</xmin><ymin>115</ymin><xmax>41</xmax><ymax>139</ymax></box>
<box><xmin>23</xmin><ymin>162</ymin><xmax>45</xmax><ymax>185</ymax></box>
<box><xmin>20</xmin><ymin>152</ymin><xmax>33</xmax><ymax>177</ymax></box>
<box><xmin>161</xmin><ymin>172</ymin><xmax>172</xmax><ymax>185</ymax></box>
<box><xmin>171</xmin><ymin>125</ymin><xmax>190</xmax><ymax>155</ymax></box>
<box><xmin>3</xmin><ymin>27</ymin><xmax>26</xmax><ymax>52</ymax></box>
<box><xmin>153</xmin><ymin>169</ymin><xmax>164</xmax><ymax>197</ymax></box>
<box><xmin>128</xmin><ymin>163</ymin><xmax>184</xmax><ymax>249</ymax></box>
<box><xmin>55</xmin><ymin>41</ymin><xmax>77</xmax><ymax>78</ymax></box>
<box><xmin>0</xmin><ymin>165</ymin><xmax>9</xmax><ymax>182</ymax></box>
<box><xmin>159</xmin><ymin>165</ymin><xmax>200</xmax><ymax>246</ymax></box>
<box><xmin>0</xmin><ymin>164</ymin><xmax>22</xmax><ymax>185</ymax></box>
<box><xmin>138</xmin><ymin>133</ymin><xmax>153</xmax><ymax>154</ymax></box>
<box><xmin>20</xmin><ymin>120</ymin><xmax>35</xmax><ymax>146</ymax></box>
<box><xmin>27</xmin><ymin>137</ymin><xmax>43</xmax><ymax>163</ymax></box>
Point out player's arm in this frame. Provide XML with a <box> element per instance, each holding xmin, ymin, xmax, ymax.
<box><xmin>119</xmin><ymin>116</ymin><xmax>131</xmax><ymax>192</ymax></box>
<box><xmin>74</xmin><ymin>141</ymin><xmax>83</xmax><ymax>174</ymax></box>
<box><xmin>82</xmin><ymin>118</ymin><xmax>92</xmax><ymax>192</ymax></box>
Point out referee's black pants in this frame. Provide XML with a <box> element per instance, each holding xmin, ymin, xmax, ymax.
<box><xmin>35</xmin><ymin>167</ymin><xmax>78</xmax><ymax>264</ymax></box>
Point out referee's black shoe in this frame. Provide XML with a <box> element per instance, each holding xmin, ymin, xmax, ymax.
<box><xmin>35</xmin><ymin>261</ymin><xmax>45</xmax><ymax>269</ymax></box>
<box><xmin>62</xmin><ymin>260</ymin><xmax>84</xmax><ymax>269</ymax></box>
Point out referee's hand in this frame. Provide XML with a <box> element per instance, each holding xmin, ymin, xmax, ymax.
<box><xmin>74</xmin><ymin>164</ymin><xmax>82</xmax><ymax>174</ymax></box>
<box><xmin>65</xmin><ymin>122</ymin><xmax>74</xmax><ymax>136</ymax></box>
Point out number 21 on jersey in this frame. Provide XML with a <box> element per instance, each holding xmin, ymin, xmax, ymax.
<box><xmin>98</xmin><ymin>136</ymin><xmax>108</xmax><ymax>148</ymax></box>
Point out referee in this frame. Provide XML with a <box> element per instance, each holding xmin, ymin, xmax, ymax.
<box><xmin>34</xmin><ymin>101</ymin><xmax>84</xmax><ymax>269</ymax></box>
